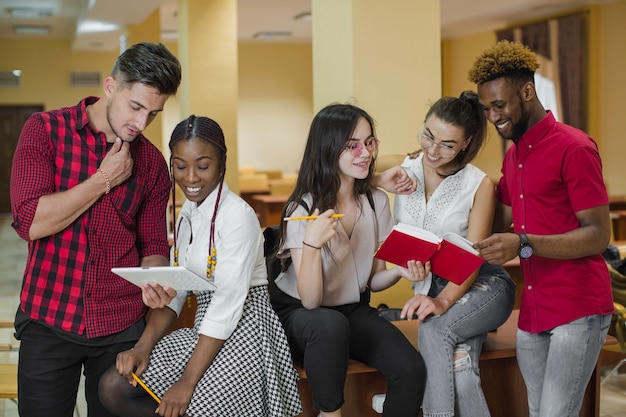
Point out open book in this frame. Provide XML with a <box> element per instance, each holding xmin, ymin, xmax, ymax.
<box><xmin>112</xmin><ymin>266</ymin><xmax>215</xmax><ymax>292</ymax></box>
<box><xmin>374</xmin><ymin>223</ymin><xmax>484</xmax><ymax>285</ymax></box>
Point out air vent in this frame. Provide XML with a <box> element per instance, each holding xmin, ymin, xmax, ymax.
<box><xmin>69</xmin><ymin>71</ymin><xmax>101</xmax><ymax>87</ymax></box>
<box><xmin>0</xmin><ymin>71</ymin><xmax>21</xmax><ymax>88</ymax></box>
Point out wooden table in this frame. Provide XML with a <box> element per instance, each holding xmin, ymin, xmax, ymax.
<box><xmin>251</xmin><ymin>194</ymin><xmax>289</xmax><ymax>227</ymax></box>
<box><xmin>239</xmin><ymin>187</ymin><xmax>270</xmax><ymax>209</ymax></box>
<box><xmin>610</xmin><ymin>194</ymin><xmax>626</xmax><ymax>211</ymax></box>
<box><xmin>611</xmin><ymin>210</ymin><xmax>626</xmax><ymax>241</ymax></box>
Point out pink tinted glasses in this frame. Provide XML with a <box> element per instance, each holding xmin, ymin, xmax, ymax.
<box><xmin>344</xmin><ymin>137</ymin><xmax>379</xmax><ymax>157</ymax></box>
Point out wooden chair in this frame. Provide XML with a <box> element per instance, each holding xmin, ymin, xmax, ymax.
<box><xmin>602</xmin><ymin>302</ymin><xmax>626</xmax><ymax>386</ymax></box>
<box><xmin>239</xmin><ymin>173</ymin><xmax>270</xmax><ymax>193</ymax></box>
<box><xmin>269</xmin><ymin>181</ymin><xmax>295</xmax><ymax>196</ymax></box>
<box><xmin>0</xmin><ymin>320</ymin><xmax>18</xmax><ymax>408</ymax></box>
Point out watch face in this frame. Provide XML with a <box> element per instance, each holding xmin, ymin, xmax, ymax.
<box><xmin>520</xmin><ymin>245</ymin><xmax>533</xmax><ymax>259</ymax></box>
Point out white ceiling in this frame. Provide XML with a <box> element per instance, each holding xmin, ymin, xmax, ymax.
<box><xmin>0</xmin><ymin>0</ymin><xmax>617</xmax><ymax>52</ymax></box>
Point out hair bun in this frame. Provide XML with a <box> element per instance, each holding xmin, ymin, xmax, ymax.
<box><xmin>459</xmin><ymin>90</ymin><xmax>478</xmax><ymax>102</ymax></box>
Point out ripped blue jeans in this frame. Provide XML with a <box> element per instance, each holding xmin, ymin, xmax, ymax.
<box><xmin>418</xmin><ymin>262</ymin><xmax>516</xmax><ymax>417</ymax></box>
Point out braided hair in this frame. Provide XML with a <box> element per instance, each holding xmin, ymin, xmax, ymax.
<box><xmin>169</xmin><ymin>115</ymin><xmax>227</xmax><ymax>276</ymax></box>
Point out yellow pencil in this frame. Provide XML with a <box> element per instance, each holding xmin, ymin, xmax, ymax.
<box><xmin>283</xmin><ymin>214</ymin><xmax>344</xmax><ymax>221</ymax></box>
<box><xmin>132</xmin><ymin>372</ymin><xmax>161</xmax><ymax>404</ymax></box>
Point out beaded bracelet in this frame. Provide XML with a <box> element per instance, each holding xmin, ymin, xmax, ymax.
<box><xmin>303</xmin><ymin>241</ymin><xmax>321</xmax><ymax>250</ymax></box>
<box><xmin>97</xmin><ymin>168</ymin><xmax>111</xmax><ymax>194</ymax></box>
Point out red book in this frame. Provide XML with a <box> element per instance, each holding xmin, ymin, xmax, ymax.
<box><xmin>374</xmin><ymin>223</ymin><xmax>484</xmax><ymax>285</ymax></box>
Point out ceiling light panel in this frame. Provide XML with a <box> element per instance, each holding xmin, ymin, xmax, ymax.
<box><xmin>13</xmin><ymin>25</ymin><xmax>50</xmax><ymax>35</ymax></box>
<box><xmin>253</xmin><ymin>31</ymin><xmax>292</xmax><ymax>40</ymax></box>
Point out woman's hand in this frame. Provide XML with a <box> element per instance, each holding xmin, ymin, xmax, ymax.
<box><xmin>373</xmin><ymin>166</ymin><xmax>418</xmax><ymax>195</ymax></box>
<box><xmin>115</xmin><ymin>346</ymin><xmax>151</xmax><ymax>384</ymax></box>
<box><xmin>303</xmin><ymin>209</ymin><xmax>338</xmax><ymax>248</ymax></box>
<box><xmin>156</xmin><ymin>380</ymin><xmax>195</xmax><ymax>417</ymax></box>
<box><xmin>401</xmin><ymin>293</ymin><xmax>448</xmax><ymax>321</ymax></box>
<box><xmin>396</xmin><ymin>260</ymin><xmax>431</xmax><ymax>282</ymax></box>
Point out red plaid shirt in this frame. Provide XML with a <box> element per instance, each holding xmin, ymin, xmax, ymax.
<box><xmin>10</xmin><ymin>96</ymin><xmax>171</xmax><ymax>338</ymax></box>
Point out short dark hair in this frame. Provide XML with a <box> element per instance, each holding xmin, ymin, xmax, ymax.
<box><xmin>111</xmin><ymin>42</ymin><xmax>182</xmax><ymax>95</ymax></box>
<box><xmin>467</xmin><ymin>40</ymin><xmax>539</xmax><ymax>87</ymax></box>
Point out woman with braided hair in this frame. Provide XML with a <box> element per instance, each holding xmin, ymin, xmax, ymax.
<box><xmin>99</xmin><ymin>115</ymin><xmax>302</xmax><ymax>417</ymax></box>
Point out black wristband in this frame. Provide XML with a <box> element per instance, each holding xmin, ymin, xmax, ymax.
<box><xmin>302</xmin><ymin>241</ymin><xmax>321</xmax><ymax>250</ymax></box>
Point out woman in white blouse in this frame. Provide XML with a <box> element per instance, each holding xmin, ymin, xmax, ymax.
<box><xmin>395</xmin><ymin>92</ymin><xmax>516</xmax><ymax>417</ymax></box>
<box><xmin>99</xmin><ymin>115</ymin><xmax>302</xmax><ymax>417</ymax></box>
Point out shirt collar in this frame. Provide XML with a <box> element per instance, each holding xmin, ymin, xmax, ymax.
<box><xmin>518</xmin><ymin>110</ymin><xmax>556</xmax><ymax>147</ymax></box>
<box><xmin>76</xmin><ymin>96</ymin><xmax>100</xmax><ymax>131</ymax></box>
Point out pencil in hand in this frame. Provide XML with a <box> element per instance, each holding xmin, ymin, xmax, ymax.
<box><xmin>283</xmin><ymin>214</ymin><xmax>344</xmax><ymax>221</ymax></box>
<box><xmin>132</xmin><ymin>372</ymin><xmax>161</xmax><ymax>404</ymax></box>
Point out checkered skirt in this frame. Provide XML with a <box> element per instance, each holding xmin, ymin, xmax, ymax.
<box><xmin>140</xmin><ymin>286</ymin><xmax>302</xmax><ymax>417</ymax></box>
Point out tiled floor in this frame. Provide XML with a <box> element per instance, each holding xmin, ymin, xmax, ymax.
<box><xmin>0</xmin><ymin>213</ymin><xmax>625</xmax><ymax>416</ymax></box>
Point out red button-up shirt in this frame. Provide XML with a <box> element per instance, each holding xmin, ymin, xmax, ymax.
<box><xmin>10</xmin><ymin>96</ymin><xmax>171</xmax><ymax>338</ymax></box>
<box><xmin>497</xmin><ymin>111</ymin><xmax>613</xmax><ymax>333</ymax></box>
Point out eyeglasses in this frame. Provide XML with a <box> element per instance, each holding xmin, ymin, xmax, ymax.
<box><xmin>343</xmin><ymin>137</ymin><xmax>379</xmax><ymax>157</ymax></box>
<box><xmin>418</xmin><ymin>131</ymin><xmax>457</xmax><ymax>158</ymax></box>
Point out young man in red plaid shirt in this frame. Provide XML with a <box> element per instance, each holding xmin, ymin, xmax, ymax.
<box><xmin>10</xmin><ymin>41</ymin><xmax>181</xmax><ymax>417</ymax></box>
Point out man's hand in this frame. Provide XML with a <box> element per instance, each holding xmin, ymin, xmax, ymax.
<box><xmin>99</xmin><ymin>138</ymin><xmax>133</xmax><ymax>190</ymax></box>
<box><xmin>141</xmin><ymin>282</ymin><xmax>177</xmax><ymax>309</ymax></box>
<box><xmin>473</xmin><ymin>232</ymin><xmax>520</xmax><ymax>265</ymax></box>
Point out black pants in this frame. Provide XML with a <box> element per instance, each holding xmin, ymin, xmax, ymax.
<box><xmin>16</xmin><ymin>320</ymin><xmax>135</xmax><ymax>417</ymax></box>
<box><xmin>273</xmin><ymin>290</ymin><xmax>426</xmax><ymax>416</ymax></box>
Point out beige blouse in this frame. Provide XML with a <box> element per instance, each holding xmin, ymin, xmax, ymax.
<box><xmin>276</xmin><ymin>188</ymin><xmax>393</xmax><ymax>306</ymax></box>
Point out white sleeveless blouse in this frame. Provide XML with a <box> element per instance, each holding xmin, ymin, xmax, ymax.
<box><xmin>394</xmin><ymin>153</ymin><xmax>486</xmax><ymax>238</ymax></box>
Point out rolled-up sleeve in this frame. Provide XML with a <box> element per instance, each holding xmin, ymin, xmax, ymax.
<box><xmin>10</xmin><ymin>114</ymin><xmax>54</xmax><ymax>240</ymax></box>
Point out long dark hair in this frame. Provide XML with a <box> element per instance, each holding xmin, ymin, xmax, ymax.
<box><xmin>424</xmin><ymin>90</ymin><xmax>487</xmax><ymax>177</ymax></box>
<box><xmin>276</xmin><ymin>103</ymin><xmax>377</xmax><ymax>253</ymax></box>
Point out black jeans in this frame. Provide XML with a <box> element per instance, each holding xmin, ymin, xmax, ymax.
<box><xmin>16</xmin><ymin>320</ymin><xmax>135</xmax><ymax>417</ymax></box>
<box><xmin>273</xmin><ymin>289</ymin><xmax>426</xmax><ymax>416</ymax></box>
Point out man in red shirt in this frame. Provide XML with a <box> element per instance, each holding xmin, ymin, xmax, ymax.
<box><xmin>10</xmin><ymin>42</ymin><xmax>181</xmax><ymax>417</ymax></box>
<box><xmin>472</xmin><ymin>41</ymin><xmax>613</xmax><ymax>417</ymax></box>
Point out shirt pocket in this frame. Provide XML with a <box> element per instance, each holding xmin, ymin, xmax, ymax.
<box><xmin>109</xmin><ymin>175</ymin><xmax>147</xmax><ymax>227</ymax></box>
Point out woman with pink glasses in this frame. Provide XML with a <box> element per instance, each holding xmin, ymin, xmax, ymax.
<box><xmin>270</xmin><ymin>103</ymin><xmax>426</xmax><ymax>417</ymax></box>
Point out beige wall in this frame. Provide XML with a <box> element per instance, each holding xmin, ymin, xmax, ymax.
<box><xmin>0</xmin><ymin>39</ymin><xmax>117</xmax><ymax>111</ymax></box>
<box><xmin>590</xmin><ymin>0</ymin><xmax>626</xmax><ymax>195</ymax></box>
<box><xmin>441</xmin><ymin>32</ymin><xmax>503</xmax><ymax>181</ymax></box>
<box><xmin>441</xmin><ymin>1</ymin><xmax>626</xmax><ymax>194</ymax></box>
<box><xmin>237</xmin><ymin>43</ymin><xmax>313</xmax><ymax>174</ymax></box>
<box><xmin>3</xmin><ymin>1</ymin><xmax>624</xmax><ymax>195</ymax></box>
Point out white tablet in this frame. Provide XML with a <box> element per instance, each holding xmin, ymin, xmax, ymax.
<box><xmin>111</xmin><ymin>266</ymin><xmax>215</xmax><ymax>292</ymax></box>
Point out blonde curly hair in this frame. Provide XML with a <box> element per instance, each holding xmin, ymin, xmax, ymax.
<box><xmin>468</xmin><ymin>40</ymin><xmax>540</xmax><ymax>85</ymax></box>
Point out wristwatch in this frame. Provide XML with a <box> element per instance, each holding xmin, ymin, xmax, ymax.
<box><xmin>518</xmin><ymin>233</ymin><xmax>533</xmax><ymax>260</ymax></box>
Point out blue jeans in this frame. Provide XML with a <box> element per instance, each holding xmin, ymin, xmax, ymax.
<box><xmin>418</xmin><ymin>263</ymin><xmax>516</xmax><ymax>417</ymax></box>
<box><xmin>516</xmin><ymin>313</ymin><xmax>611</xmax><ymax>417</ymax></box>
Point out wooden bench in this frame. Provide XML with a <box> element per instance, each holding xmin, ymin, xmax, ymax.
<box><xmin>294</xmin><ymin>310</ymin><xmax>610</xmax><ymax>417</ymax></box>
